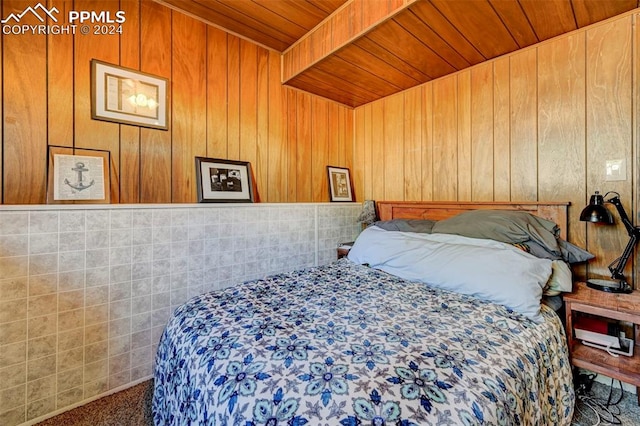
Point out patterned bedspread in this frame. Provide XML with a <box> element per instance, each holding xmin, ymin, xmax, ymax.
<box><xmin>153</xmin><ymin>259</ymin><xmax>574</xmax><ymax>425</ymax></box>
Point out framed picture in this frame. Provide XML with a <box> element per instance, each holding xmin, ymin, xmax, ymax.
<box><xmin>327</xmin><ymin>166</ymin><xmax>354</xmax><ymax>202</ymax></box>
<box><xmin>195</xmin><ymin>157</ymin><xmax>254</xmax><ymax>203</ymax></box>
<box><xmin>91</xmin><ymin>59</ymin><xmax>169</xmax><ymax>130</ymax></box>
<box><xmin>46</xmin><ymin>146</ymin><xmax>111</xmax><ymax>204</ymax></box>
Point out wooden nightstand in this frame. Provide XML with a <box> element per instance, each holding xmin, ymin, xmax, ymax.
<box><xmin>337</xmin><ymin>242</ymin><xmax>354</xmax><ymax>259</ymax></box>
<box><xmin>564</xmin><ymin>282</ymin><xmax>640</xmax><ymax>400</ymax></box>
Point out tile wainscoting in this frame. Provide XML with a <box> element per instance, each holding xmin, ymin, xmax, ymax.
<box><xmin>0</xmin><ymin>203</ymin><xmax>361</xmax><ymax>425</ymax></box>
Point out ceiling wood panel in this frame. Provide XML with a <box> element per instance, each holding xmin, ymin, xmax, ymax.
<box><xmin>207</xmin><ymin>0</ymin><xmax>307</xmax><ymax>40</ymax></box>
<box><xmin>316</xmin><ymin>55</ymin><xmax>404</xmax><ymax>96</ymax></box>
<box><xmin>312</xmin><ymin>0</ymin><xmax>350</xmax><ymax>14</ymax></box>
<box><xmin>409</xmin><ymin>1</ymin><xmax>486</xmax><ymax>65</ymax></box>
<box><xmin>572</xmin><ymin>0</ymin><xmax>638</xmax><ymax>27</ymax></box>
<box><xmin>518</xmin><ymin>0</ymin><xmax>578</xmax><ymax>41</ymax></box>
<box><xmin>156</xmin><ymin>0</ymin><xmax>348</xmax><ymax>51</ymax></box>
<box><xmin>394</xmin><ymin>10</ymin><xmax>472</xmax><ymax>71</ymax></box>
<box><xmin>353</xmin><ymin>36</ymin><xmax>431</xmax><ymax>83</ymax></box>
<box><xmin>287</xmin><ymin>70</ymin><xmax>372</xmax><ymax>106</ymax></box>
<box><xmin>157</xmin><ymin>0</ymin><xmax>640</xmax><ymax>107</ymax></box>
<box><xmin>335</xmin><ymin>44</ymin><xmax>422</xmax><ymax>88</ymax></box>
<box><xmin>489</xmin><ymin>0</ymin><xmax>539</xmax><ymax>47</ymax></box>
<box><xmin>266</xmin><ymin>0</ymin><xmax>330</xmax><ymax>28</ymax></box>
<box><xmin>365</xmin><ymin>19</ymin><xmax>457</xmax><ymax>80</ymax></box>
<box><xmin>429</xmin><ymin>0</ymin><xmax>520</xmax><ymax>58</ymax></box>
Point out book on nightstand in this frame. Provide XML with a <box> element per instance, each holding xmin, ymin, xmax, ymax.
<box><xmin>574</xmin><ymin>316</ymin><xmax>633</xmax><ymax>356</ymax></box>
<box><xmin>338</xmin><ymin>241</ymin><xmax>354</xmax><ymax>250</ymax></box>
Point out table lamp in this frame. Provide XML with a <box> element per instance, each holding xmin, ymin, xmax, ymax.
<box><xmin>579</xmin><ymin>191</ymin><xmax>636</xmax><ymax>293</ymax></box>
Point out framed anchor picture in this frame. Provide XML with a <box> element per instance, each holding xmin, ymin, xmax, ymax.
<box><xmin>46</xmin><ymin>146</ymin><xmax>111</xmax><ymax>204</ymax></box>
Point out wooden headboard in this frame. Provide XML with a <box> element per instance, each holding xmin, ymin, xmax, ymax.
<box><xmin>376</xmin><ymin>201</ymin><xmax>571</xmax><ymax>239</ymax></box>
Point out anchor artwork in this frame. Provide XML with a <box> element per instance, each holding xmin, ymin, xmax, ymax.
<box><xmin>52</xmin><ymin>153</ymin><xmax>106</xmax><ymax>201</ymax></box>
<box><xmin>64</xmin><ymin>161</ymin><xmax>95</xmax><ymax>192</ymax></box>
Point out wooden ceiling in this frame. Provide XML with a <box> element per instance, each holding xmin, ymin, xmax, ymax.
<box><xmin>156</xmin><ymin>0</ymin><xmax>640</xmax><ymax>107</ymax></box>
<box><xmin>155</xmin><ymin>0</ymin><xmax>349</xmax><ymax>51</ymax></box>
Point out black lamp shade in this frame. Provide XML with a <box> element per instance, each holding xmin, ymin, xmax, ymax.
<box><xmin>579</xmin><ymin>192</ymin><xmax>614</xmax><ymax>224</ymax></box>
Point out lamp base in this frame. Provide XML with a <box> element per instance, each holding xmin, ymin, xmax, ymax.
<box><xmin>586</xmin><ymin>279</ymin><xmax>633</xmax><ymax>294</ymax></box>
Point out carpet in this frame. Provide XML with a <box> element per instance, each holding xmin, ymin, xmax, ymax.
<box><xmin>572</xmin><ymin>379</ymin><xmax>640</xmax><ymax>426</ymax></box>
<box><xmin>35</xmin><ymin>378</ymin><xmax>640</xmax><ymax>425</ymax></box>
<box><xmin>34</xmin><ymin>381</ymin><xmax>153</xmax><ymax>426</ymax></box>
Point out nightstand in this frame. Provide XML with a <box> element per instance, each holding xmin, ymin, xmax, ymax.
<box><xmin>337</xmin><ymin>242</ymin><xmax>354</xmax><ymax>259</ymax></box>
<box><xmin>564</xmin><ymin>282</ymin><xmax>640</xmax><ymax>401</ymax></box>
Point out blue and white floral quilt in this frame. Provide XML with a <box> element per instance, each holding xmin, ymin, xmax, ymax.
<box><xmin>153</xmin><ymin>259</ymin><xmax>574</xmax><ymax>425</ymax></box>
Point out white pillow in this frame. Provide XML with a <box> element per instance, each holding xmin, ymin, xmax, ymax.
<box><xmin>348</xmin><ymin>226</ymin><xmax>552</xmax><ymax>322</ymax></box>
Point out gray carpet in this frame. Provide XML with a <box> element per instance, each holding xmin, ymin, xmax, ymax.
<box><xmin>35</xmin><ymin>378</ymin><xmax>640</xmax><ymax>425</ymax></box>
<box><xmin>572</xmin><ymin>380</ymin><xmax>640</xmax><ymax>426</ymax></box>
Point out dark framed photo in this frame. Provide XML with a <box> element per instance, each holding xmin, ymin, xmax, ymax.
<box><xmin>91</xmin><ymin>59</ymin><xmax>169</xmax><ymax>130</ymax></box>
<box><xmin>195</xmin><ymin>157</ymin><xmax>254</xmax><ymax>203</ymax></box>
<box><xmin>327</xmin><ymin>166</ymin><xmax>354</xmax><ymax>202</ymax></box>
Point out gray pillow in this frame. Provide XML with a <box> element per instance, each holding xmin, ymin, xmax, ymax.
<box><xmin>521</xmin><ymin>240</ymin><xmax>563</xmax><ymax>260</ymax></box>
<box><xmin>371</xmin><ymin>219</ymin><xmax>436</xmax><ymax>233</ymax></box>
<box><xmin>521</xmin><ymin>239</ymin><xmax>594</xmax><ymax>263</ymax></box>
<box><xmin>559</xmin><ymin>239</ymin><xmax>595</xmax><ymax>263</ymax></box>
<box><xmin>432</xmin><ymin>210</ymin><xmax>559</xmax><ymax>247</ymax></box>
<box><xmin>431</xmin><ymin>209</ymin><xmax>594</xmax><ymax>264</ymax></box>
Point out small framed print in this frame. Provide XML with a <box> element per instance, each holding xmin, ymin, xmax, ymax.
<box><xmin>91</xmin><ymin>59</ymin><xmax>169</xmax><ymax>130</ymax></box>
<box><xmin>195</xmin><ymin>157</ymin><xmax>254</xmax><ymax>203</ymax></box>
<box><xmin>46</xmin><ymin>146</ymin><xmax>111</xmax><ymax>204</ymax></box>
<box><xmin>327</xmin><ymin>166</ymin><xmax>354</xmax><ymax>202</ymax></box>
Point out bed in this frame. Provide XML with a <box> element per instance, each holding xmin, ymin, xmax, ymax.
<box><xmin>153</xmin><ymin>201</ymin><xmax>578</xmax><ymax>425</ymax></box>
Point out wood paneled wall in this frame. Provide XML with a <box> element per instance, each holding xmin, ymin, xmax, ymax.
<box><xmin>3</xmin><ymin>1</ymin><xmax>637</xmax><ymax>283</ymax></box>
<box><xmin>353</xmin><ymin>12</ymin><xmax>638</xmax><ymax>284</ymax></box>
<box><xmin>0</xmin><ymin>0</ymin><xmax>353</xmax><ymax>204</ymax></box>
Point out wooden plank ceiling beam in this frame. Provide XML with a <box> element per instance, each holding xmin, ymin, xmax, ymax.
<box><xmin>282</xmin><ymin>0</ymin><xmax>420</xmax><ymax>83</ymax></box>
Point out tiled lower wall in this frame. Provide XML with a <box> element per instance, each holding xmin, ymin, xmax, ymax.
<box><xmin>0</xmin><ymin>203</ymin><xmax>361</xmax><ymax>425</ymax></box>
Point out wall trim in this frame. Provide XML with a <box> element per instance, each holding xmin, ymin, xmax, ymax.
<box><xmin>0</xmin><ymin>202</ymin><xmax>360</xmax><ymax>212</ymax></box>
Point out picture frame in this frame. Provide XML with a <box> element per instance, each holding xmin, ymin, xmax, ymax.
<box><xmin>91</xmin><ymin>59</ymin><xmax>169</xmax><ymax>130</ymax></box>
<box><xmin>46</xmin><ymin>146</ymin><xmax>111</xmax><ymax>204</ymax></box>
<box><xmin>327</xmin><ymin>166</ymin><xmax>354</xmax><ymax>202</ymax></box>
<box><xmin>195</xmin><ymin>157</ymin><xmax>254</xmax><ymax>203</ymax></box>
